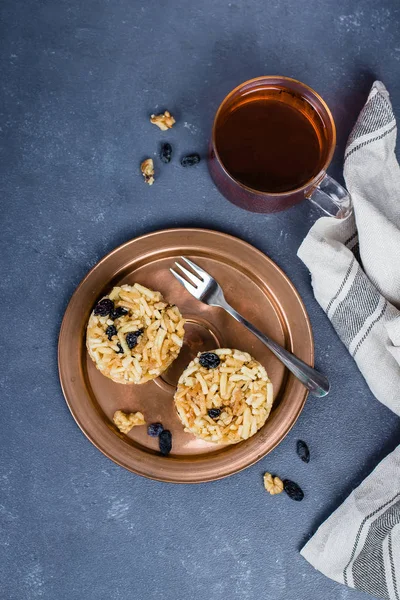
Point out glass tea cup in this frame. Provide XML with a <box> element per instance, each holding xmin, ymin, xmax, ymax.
<box><xmin>208</xmin><ymin>76</ymin><xmax>352</xmax><ymax>217</ymax></box>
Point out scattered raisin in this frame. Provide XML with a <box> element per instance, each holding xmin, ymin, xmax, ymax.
<box><xmin>208</xmin><ymin>408</ymin><xmax>221</xmax><ymax>419</ymax></box>
<box><xmin>181</xmin><ymin>153</ymin><xmax>201</xmax><ymax>167</ymax></box>
<box><xmin>297</xmin><ymin>440</ymin><xmax>310</xmax><ymax>463</ymax></box>
<box><xmin>160</xmin><ymin>142</ymin><xmax>172</xmax><ymax>164</ymax></box>
<box><xmin>199</xmin><ymin>352</ymin><xmax>221</xmax><ymax>369</ymax></box>
<box><xmin>115</xmin><ymin>343</ymin><xmax>124</xmax><ymax>354</ymax></box>
<box><xmin>159</xmin><ymin>430</ymin><xmax>172</xmax><ymax>456</ymax></box>
<box><xmin>126</xmin><ymin>329</ymin><xmax>144</xmax><ymax>350</ymax></box>
<box><xmin>283</xmin><ymin>480</ymin><xmax>304</xmax><ymax>501</ymax></box>
<box><xmin>110</xmin><ymin>307</ymin><xmax>128</xmax><ymax>320</ymax></box>
<box><xmin>93</xmin><ymin>298</ymin><xmax>114</xmax><ymax>317</ymax></box>
<box><xmin>106</xmin><ymin>325</ymin><xmax>117</xmax><ymax>340</ymax></box>
<box><xmin>147</xmin><ymin>422</ymin><xmax>164</xmax><ymax>437</ymax></box>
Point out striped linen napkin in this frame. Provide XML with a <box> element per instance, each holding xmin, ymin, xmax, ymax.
<box><xmin>297</xmin><ymin>81</ymin><xmax>400</xmax><ymax>599</ymax></box>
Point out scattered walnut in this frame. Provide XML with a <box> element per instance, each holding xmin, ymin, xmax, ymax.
<box><xmin>263</xmin><ymin>472</ymin><xmax>284</xmax><ymax>495</ymax></box>
<box><xmin>141</xmin><ymin>158</ymin><xmax>154</xmax><ymax>185</ymax></box>
<box><xmin>150</xmin><ymin>110</ymin><xmax>176</xmax><ymax>131</ymax></box>
<box><xmin>113</xmin><ymin>410</ymin><xmax>145</xmax><ymax>434</ymax></box>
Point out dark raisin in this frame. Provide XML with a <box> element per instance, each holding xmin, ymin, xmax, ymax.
<box><xmin>208</xmin><ymin>408</ymin><xmax>221</xmax><ymax>419</ymax></box>
<box><xmin>126</xmin><ymin>328</ymin><xmax>144</xmax><ymax>349</ymax></box>
<box><xmin>199</xmin><ymin>352</ymin><xmax>221</xmax><ymax>369</ymax></box>
<box><xmin>181</xmin><ymin>153</ymin><xmax>201</xmax><ymax>167</ymax></box>
<box><xmin>110</xmin><ymin>307</ymin><xmax>128</xmax><ymax>320</ymax></box>
<box><xmin>147</xmin><ymin>422</ymin><xmax>164</xmax><ymax>437</ymax></box>
<box><xmin>93</xmin><ymin>298</ymin><xmax>114</xmax><ymax>316</ymax></box>
<box><xmin>296</xmin><ymin>440</ymin><xmax>310</xmax><ymax>463</ymax></box>
<box><xmin>283</xmin><ymin>480</ymin><xmax>304</xmax><ymax>501</ymax></box>
<box><xmin>160</xmin><ymin>142</ymin><xmax>172</xmax><ymax>164</ymax></box>
<box><xmin>159</xmin><ymin>430</ymin><xmax>172</xmax><ymax>456</ymax></box>
<box><xmin>115</xmin><ymin>343</ymin><xmax>124</xmax><ymax>354</ymax></box>
<box><xmin>106</xmin><ymin>325</ymin><xmax>117</xmax><ymax>340</ymax></box>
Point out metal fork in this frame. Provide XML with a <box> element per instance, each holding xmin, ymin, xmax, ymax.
<box><xmin>170</xmin><ymin>257</ymin><xmax>330</xmax><ymax>398</ymax></box>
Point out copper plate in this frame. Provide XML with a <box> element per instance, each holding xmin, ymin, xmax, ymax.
<box><xmin>58</xmin><ymin>228</ymin><xmax>313</xmax><ymax>483</ymax></box>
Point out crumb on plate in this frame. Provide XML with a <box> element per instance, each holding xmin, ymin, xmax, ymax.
<box><xmin>113</xmin><ymin>410</ymin><xmax>145</xmax><ymax>434</ymax></box>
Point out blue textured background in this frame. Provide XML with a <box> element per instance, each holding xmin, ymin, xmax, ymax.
<box><xmin>1</xmin><ymin>1</ymin><xmax>400</xmax><ymax>598</ymax></box>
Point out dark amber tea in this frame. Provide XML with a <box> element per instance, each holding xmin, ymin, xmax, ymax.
<box><xmin>215</xmin><ymin>89</ymin><xmax>324</xmax><ymax>194</ymax></box>
<box><xmin>209</xmin><ymin>77</ymin><xmax>350</xmax><ymax>215</ymax></box>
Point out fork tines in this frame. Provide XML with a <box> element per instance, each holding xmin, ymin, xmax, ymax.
<box><xmin>170</xmin><ymin>257</ymin><xmax>206</xmax><ymax>296</ymax></box>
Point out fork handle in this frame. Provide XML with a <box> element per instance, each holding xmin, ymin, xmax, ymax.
<box><xmin>220</xmin><ymin>301</ymin><xmax>330</xmax><ymax>398</ymax></box>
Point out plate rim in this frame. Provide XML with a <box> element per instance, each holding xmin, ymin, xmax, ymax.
<box><xmin>58</xmin><ymin>227</ymin><xmax>314</xmax><ymax>483</ymax></box>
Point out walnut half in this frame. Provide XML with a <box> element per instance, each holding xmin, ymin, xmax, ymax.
<box><xmin>263</xmin><ymin>472</ymin><xmax>284</xmax><ymax>495</ymax></box>
<box><xmin>113</xmin><ymin>410</ymin><xmax>145</xmax><ymax>434</ymax></box>
<box><xmin>141</xmin><ymin>158</ymin><xmax>154</xmax><ymax>185</ymax></box>
<box><xmin>150</xmin><ymin>110</ymin><xmax>176</xmax><ymax>131</ymax></box>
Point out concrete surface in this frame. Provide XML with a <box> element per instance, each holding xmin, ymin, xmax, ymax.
<box><xmin>1</xmin><ymin>0</ymin><xmax>400</xmax><ymax>598</ymax></box>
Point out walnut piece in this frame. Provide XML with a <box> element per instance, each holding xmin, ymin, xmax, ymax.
<box><xmin>141</xmin><ymin>158</ymin><xmax>154</xmax><ymax>185</ymax></box>
<box><xmin>150</xmin><ymin>110</ymin><xmax>176</xmax><ymax>131</ymax></box>
<box><xmin>263</xmin><ymin>472</ymin><xmax>284</xmax><ymax>495</ymax></box>
<box><xmin>113</xmin><ymin>410</ymin><xmax>145</xmax><ymax>434</ymax></box>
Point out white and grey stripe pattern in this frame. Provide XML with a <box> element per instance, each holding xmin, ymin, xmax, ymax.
<box><xmin>346</xmin><ymin>91</ymin><xmax>395</xmax><ymax>157</ymax></box>
<box><xmin>301</xmin><ymin>447</ymin><xmax>400</xmax><ymax>600</ymax></box>
<box><xmin>298</xmin><ymin>81</ymin><xmax>400</xmax><ymax>598</ymax></box>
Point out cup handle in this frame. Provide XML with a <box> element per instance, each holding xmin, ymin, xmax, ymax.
<box><xmin>306</xmin><ymin>174</ymin><xmax>352</xmax><ymax>219</ymax></box>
